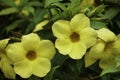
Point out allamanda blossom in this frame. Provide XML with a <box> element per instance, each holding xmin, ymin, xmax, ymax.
<box><xmin>52</xmin><ymin>13</ymin><xmax>97</xmax><ymax>59</ymax></box>
<box><xmin>0</xmin><ymin>39</ymin><xmax>16</xmax><ymax>79</ymax></box>
<box><xmin>6</xmin><ymin>33</ymin><xmax>55</xmax><ymax>78</ymax></box>
<box><xmin>85</xmin><ymin>28</ymin><xmax>120</xmax><ymax>69</ymax></box>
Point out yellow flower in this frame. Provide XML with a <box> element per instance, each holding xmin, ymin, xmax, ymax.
<box><xmin>6</xmin><ymin>33</ymin><xmax>56</xmax><ymax>78</ymax></box>
<box><xmin>85</xmin><ymin>28</ymin><xmax>120</xmax><ymax>69</ymax></box>
<box><xmin>52</xmin><ymin>14</ymin><xmax>97</xmax><ymax>59</ymax></box>
<box><xmin>0</xmin><ymin>39</ymin><xmax>16</xmax><ymax>79</ymax></box>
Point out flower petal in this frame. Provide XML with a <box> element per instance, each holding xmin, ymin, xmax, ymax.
<box><xmin>14</xmin><ymin>60</ymin><xmax>32</xmax><ymax>78</ymax></box>
<box><xmin>32</xmin><ymin>58</ymin><xmax>50</xmax><ymax>77</ymax></box>
<box><xmin>110</xmin><ymin>40</ymin><xmax>120</xmax><ymax>56</ymax></box>
<box><xmin>55</xmin><ymin>39</ymin><xmax>72</xmax><ymax>55</ymax></box>
<box><xmin>52</xmin><ymin>20</ymin><xmax>71</xmax><ymax>38</ymax></box>
<box><xmin>6</xmin><ymin>43</ymin><xmax>26</xmax><ymax>62</ymax></box>
<box><xmin>0</xmin><ymin>39</ymin><xmax>9</xmax><ymax>49</ymax></box>
<box><xmin>97</xmin><ymin>28</ymin><xmax>116</xmax><ymax>42</ymax></box>
<box><xmin>70</xmin><ymin>14</ymin><xmax>90</xmax><ymax>32</ymax></box>
<box><xmin>80</xmin><ymin>27</ymin><xmax>97</xmax><ymax>48</ymax></box>
<box><xmin>99</xmin><ymin>52</ymin><xmax>116</xmax><ymax>69</ymax></box>
<box><xmin>85</xmin><ymin>52</ymin><xmax>98</xmax><ymax>67</ymax></box>
<box><xmin>21</xmin><ymin>33</ymin><xmax>40</xmax><ymax>51</ymax></box>
<box><xmin>1</xmin><ymin>56</ymin><xmax>16</xmax><ymax>79</ymax></box>
<box><xmin>110</xmin><ymin>35</ymin><xmax>120</xmax><ymax>56</ymax></box>
<box><xmin>85</xmin><ymin>39</ymin><xmax>105</xmax><ymax>67</ymax></box>
<box><xmin>69</xmin><ymin>42</ymin><xmax>86</xmax><ymax>59</ymax></box>
<box><xmin>36</xmin><ymin>40</ymin><xmax>55</xmax><ymax>60</ymax></box>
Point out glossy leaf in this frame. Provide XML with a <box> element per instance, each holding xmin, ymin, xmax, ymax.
<box><xmin>102</xmin><ymin>7</ymin><xmax>120</xmax><ymax>20</ymax></box>
<box><xmin>45</xmin><ymin>0</ymin><xmax>62</xmax><ymax>7</ymax></box>
<box><xmin>6</xmin><ymin>20</ymin><xmax>24</xmax><ymax>33</ymax></box>
<box><xmin>101</xmin><ymin>66</ymin><xmax>120</xmax><ymax>76</ymax></box>
<box><xmin>22</xmin><ymin>6</ymin><xmax>35</xmax><ymax>15</ymax></box>
<box><xmin>1</xmin><ymin>0</ymin><xmax>16</xmax><ymax>7</ymax></box>
<box><xmin>43</xmin><ymin>66</ymin><xmax>59</xmax><ymax>80</ymax></box>
<box><xmin>27</xmin><ymin>1</ymin><xmax>43</xmax><ymax>7</ymax></box>
<box><xmin>101</xmin><ymin>74</ymin><xmax>110</xmax><ymax>80</ymax></box>
<box><xmin>90</xmin><ymin>20</ymin><xmax>107</xmax><ymax>29</ymax></box>
<box><xmin>0</xmin><ymin>7</ymin><xmax>18</xmax><ymax>16</ymax></box>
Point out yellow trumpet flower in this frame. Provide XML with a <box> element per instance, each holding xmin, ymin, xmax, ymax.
<box><xmin>52</xmin><ymin>13</ymin><xmax>97</xmax><ymax>59</ymax></box>
<box><xmin>0</xmin><ymin>39</ymin><xmax>16</xmax><ymax>79</ymax></box>
<box><xmin>85</xmin><ymin>28</ymin><xmax>120</xmax><ymax>69</ymax></box>
<box><xmin>6</xmin><ymin>33</ymin><xmax>56</xmax><ymax>78</ymax></box>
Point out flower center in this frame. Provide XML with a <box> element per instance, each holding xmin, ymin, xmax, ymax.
<box><xmin>104</xmin><ymin>42</ymin><xmax>113</xmax><ymax>51</ymax></box>
<box><xmin>0</xmin><ymin>49</ymin><xmax>6</xmax><ymax>55</ymax></box>
<box><xmin>26</xmin><ymin>51</ymin><xmax>37</xmax><ymax>61</ymax></box>
<box><xmin>70</xmin><ymin>32</ymin><xmax>80</xmax><ymax>42</ymax></box>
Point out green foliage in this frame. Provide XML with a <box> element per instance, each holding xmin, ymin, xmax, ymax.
<box><xmin>6</xmin><ymin>20</ymin><xmax>24</xmax><ymax>33</ymax></box>
<box><xmin>90</xmin><ymin>20</ymin><xmax>107</xmax><ymax>29</ymax></box>
<box><xmin>102</xmin><ymin>7</ymin><xmax>120</xmax><ymax>20</ymax></box>
<box><xmin>45</xmin><ymin>0</ymin><xmax>62</xmax><ymax>8</ymax></box>
<box><xmin>43</xmin><ymin>66</ymin><xmax>59</xmax><ymax>80</ymax></box>
<box><xmin>101</xmin><ymin>74</ymin><xmax>110</xmax><ymax>80</ymax></box>
<box><xmin>22</xmin><ymin>6</ymin><xmax>35</xmax><ymax>15</ymax></box>
<box><xmin>0</xmin><ymin>0</ymin><xmax>16</xmax><ymax>7</ymax></box>
<box><xmin>28</xmin><ymin>75</ymin><xmax>41</xmax><ymax>80</ymax></box>
<box><xmin>68</xmin><ymin>0</ymin><xmax>82</xmax><ymax>16</ymax></box>
<box><xmin>104</xmin><ymin>0</ymin><xmax>120</xmax><ymax>5</ymax></box>
<box><xmin>101</xmin><ymin>66</ymin><xmax>120</xmax><ymax>76</ymax></box>
<box><xmin>0</xmin><ymin>7</ymin><xmax>18</xmax><ymax>15</ymax></box>
<box><xmin>27</xmin><ymin>1</ymin><xmax>43</xmax><ymax>7</ymax></box>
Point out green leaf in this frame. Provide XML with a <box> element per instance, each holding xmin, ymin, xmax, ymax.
<box><xmin>51</xmin><ymin>3</ymin><xmax>67</xmax><ymax>11</ymax></box>
<box><xmin>6</xmin><ymin>20</ymin><xmax>24</xmax><ymax>33</ymax></box>
<box><xmin>67</xmin><ymin>60</ymin><xmax>79</xmax><ymax>75</ymax></box>
<box><xmin>101</xmin><ymin>74</ymin><xmax>110</xmax><ymax>80</ymax></box>
<box><xmin>28</xmin><ymin>75</ymin><xmax>41</xmax><ymax>80</ymax></box>
<box><xmin>101</xmin><ymin>66</ymin><xmax>120</xmax><ymax>76</ymax></box>
<box><xmin>102</xmin><ymin>7</ymin><xmax>120</xmax><ymax>20</ymax></box>
<box><xmin>50</xmin><ymin>13</ymin><xmax>60</xmax><ymax>22</ymax></box>
<box><xmin>90</xmin><ymin>20</ymin><xmax>107</xmax><ymax>29</ymax></box>
<box><xmin>34</xmin><ymin>9</ymin><xmax>48</xmax><ymax>24</ymax></box>
<box><xmin>22</xmin><ymin>6</ymin><xmax>35</xmax><ymax>15</ymax></box>
<box><xmin>27</xmin><ymin>1</ymin><xmax>43</xmax><ymax>7</ymax></box>
<box><xmin>50</xmin><ymin>8</ymin><xmax>59</xmax><ymax>16</ymax></box>
<box><xmin>115</xmin><ymin>56</ymin><xmax>120</xmax><ymax>68</ymax></box>
<box><xmin>45</xmin><ymin>0</ymin><xmax>62</xmax><ymax>8</ymax></box>
<box><xmin>0</xmin><ymin>7</ymin><xmax>19</xmax><ymax>16</ymax></box>
<box><xmin>70</xmin><ymin>0</ymin><xmax>82</xmax><ymax>3</ymax></box>
<box><xmin>43</xmin><ymin>66</ymin><xmax>59</xmax><ymax>80</ymax></box>
<box><xmin>1</xmin><ymin>0</ymin><xmax>16</xmax><ymax>7</ymax></box>
<box><xmin>37</xmin><ymin>29</ymin><xmax>54</xmax><ymax>40</ymax></box>
<box><xmin>51</xmin><ymin>52</ymin><xmax>69</xmax><ymax>67</ymax></box>
<box><xmin>104</xmin><ymin>0</ymin><xmax>120</xmax><ymax>5</ymax></box>
<box><xmin>94</xmin><ymin>4</ymin><xmax>105</xmax><ymax>14</ymax></box>
<box><xmin>18</xmin><ymin>0</ymin><xmax>28</xmax><ymax>7</ymax></box>
<box><xmin>25</xmin><ymin>23</ymin><xmax>35</xmax><ymax>34</ymax></box>
<box><xmin>76</xmin><ymin>59</ymin><xmax>84</xmax><ymax>73</ymax></box>
<box><xmin>87</xmin><ymin>4</ymin><xmax>105</xmax><ymax>17</ymax></box>
<box><xmin>116</xmin><ymin>20</ymin><xmax>120</xmax><ymax>29</ymax></box>
<box><xmin>68</xmin><ymin>0</ymin><xmax>81</xmax><ymax>15</ymax></box>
